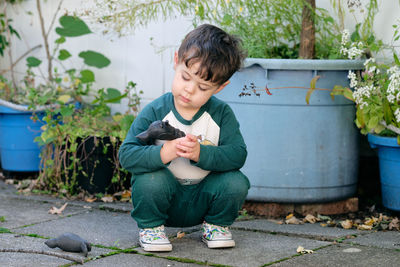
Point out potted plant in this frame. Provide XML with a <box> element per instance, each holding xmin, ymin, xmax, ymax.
<box><xmin>332</xmin><ymin>24</ymin><xmax>400</xmax><ymax>211</ymax></box>
<box><xmin>0</xmin><ymin>0</ymin><xmax>112</xmax><ymax>173</ymax></box>
<box><xmin>85</xmin><ymin>0</ymin><xmax>382</xmax><ymax>203</ymax></box>
<box><xmin>35</xmin><ymin>81</ymin><xmax>141</xmax><ymax>196</ymax></box>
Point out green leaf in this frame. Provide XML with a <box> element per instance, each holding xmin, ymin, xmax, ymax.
<box><xmin>383</xmin><ymin>98</ymin><xmax>394</xmax><ymax>124</ymax></box>
<box><xmin>80</xmin><ymin>69</ymin><xmax>95</xmax><ymax>83</ymax></box>
<box><xmin>305</xmin><ymin>75</ymin><xmax>320</xmax><ymax>105</ymax></box>
<box><xmin>104</xmin><ymin>88</ymin><xmax>127</xmax><ymax>103</ymax></box>
<box><xmin>120</xmin><ymin>114</ymin><xmax>135</xmax><ymax>131</ymax></box>
<box><xmin>394</xmin><ymin>53</ymin><xmax>400</xmax><ymax>66</ymax></box>
<box><xmin>55</xmin><ymin>36</ymin><xmax>66</xmax><ymax>44</ymax></box>
<box><xmin>310</xmin><ymin>75</ymin><xmax>320</xmax><ymax>89</ymax></box>
<box><xmin>356</xmin><ymin>108</ymin><xmax>365</xmax><ymax>128</ymax></box>
<box><xmin>58</xmin><ymin>49</ymin><xmax>71</xmax><ymax>60</ymax></box>
<box><xmin>105</xmin><ymin>88</ymin><xmax>121</xmax><ymax>99</ymax></box>
<box><xmin>78</xmin><ymin>51</ymin><xmax>110</xmax><ymax>68</ymax></box>
<box><xmin>343</xmin><ymin>88</ymin><xmax>354</xmax><ymax>101</ymax></box>
<box><xmin>374</xmin><ymin>123</ymin><xmax>385</xmax><ymax>134</ymax></box>
<box><xmin>351</xmin><ymin>24</ymin><xmax>361</xmax><ymax>42</ymax></box>
<box><xmin>60</xmin><ymin>106</ymin><xmax>74</xmax><ymax>117</ymax></box>
<box><xmin>55</xmin><ymin>15</ymin><xmax>92</xmax><ymax>37</ymax></box>
<box><xmin>222</xmin><ymin>14</ymin><xmax>233</xmax><ymax>25</ymax></box>
<box><xmin>26</xmin><ymin>56</ymin><xmax>42</xmax><ymax>67</ymax></box>
<box><xmin>367</xmin><ymin>115</ymin><xmax>379</xmax><ymax>130</ymax></box>
<box><xmin>57</xmin><ymin>94</ymin><xmax>71</xmax><ymax>104</ymax></box>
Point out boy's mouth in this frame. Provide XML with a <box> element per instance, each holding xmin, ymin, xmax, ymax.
<box><xmin>180</xmin><ymin>95</ymin><xmax>190</xmax><ymax>103</ymax></box>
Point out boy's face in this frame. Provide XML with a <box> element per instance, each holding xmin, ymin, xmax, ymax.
<box><xmin>172</xmin><ymin>52</ymin><xmax>229</xmax><ymax>116</ymax></box>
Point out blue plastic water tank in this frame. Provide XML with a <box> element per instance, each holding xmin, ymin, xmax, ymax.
<box><xmin>0</xmin><ymin>106</ymin><xmax>44</xmax><ymax>172</ymax></box>
<box><xmin>217</xmin><ymin>59</ymin><xmax>364</xmax><ymax>203</ymax></box>
<box><xmin>368</xmin><ymin>134</ymin><xmax>400</xmax><ymax>211</ymax></box>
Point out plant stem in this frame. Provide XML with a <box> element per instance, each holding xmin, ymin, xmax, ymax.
<box><xmin>36</xmin><ymin>0</ymin><xmax>53</xmax><ymax>81</ymax></box>
<box><xmin>299</xmin><ymin>0</ymin><xmax>315</xmax><ymax>59</ymax></box>
<box><xmin>0</xmin><ymin>45</ymin><xmax>42</xmax><ymax>75</ymax></box>
<box><xmin>3</xmin><ymin>2</ymin><xmax>17</xmax><ymax>94</ymax></box>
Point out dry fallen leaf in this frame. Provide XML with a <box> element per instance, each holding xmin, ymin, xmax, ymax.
<box><xmin>268</xmin><ymin>219</ymin><xmax>284</xmax><ymax>225</ymax></box>
<box><xmin>101</xmin><ymin>195</ymin><xmax>114</xmax><ymax>203</ymax></box>
<box><xmin>5</xmin><ymin>179</ymin><xmax>14</xmax><ymax>185</ymax></box>
<box><xmin>389</xmin><ymin>217</ymin><xmax>399</xmax><ymax>231</ymax></box>
<box><xmin>357</xmin><ymin>224</ymin><xmax>373</xmax><ymax>230</ymax></box>
<box><xmin>317</xmin><ymin>214</ymin><xmax>332</xmax><ymax>221</ymax></box>
<box><xmin>85</xmin><ymin>196</ymin><xmax>97</xmax><ymax>203</ymax></box>
<box><xmin>304</xmin><ymin>214</ymin><xmax>320</xmax><ymax>224</ymax></box>
<box><xmin>340</xmin><ymin>219</ymin><xmax>353</xmax><ymax>229</ymax></box>
<box><xmin>286</xmin><ymin>216</ymin><xmax>303</xmax><ymax>225</ymax></box>
<box><xmin>176</xmin><ymin>231</ymin><xmax>185</xmax><ymax>239</ymax></box>
<box><xmin>286</xmin><ymin>213</ymin><xmax>294</xmax><ymax>220</ymax></box>
<box><xmin>48</xmin><ymin>203</ymin><xmax>68</xmax><ymax>215</ymax></box>
<box><xmin>364</xmin><ymin>217</ymin><xmax>378</xmax><ymax>226</ymax></box>
<box><xmin>297</xmin><ymin>246</ymin><xmax>313</xmax><ymax>254</ymax></box>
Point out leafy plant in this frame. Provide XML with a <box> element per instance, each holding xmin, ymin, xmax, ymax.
<box><xmin>331</xmin><ymin>29</ymin><xmax>400</xmax><ymax>143</ymax></box>
<box><xmin>0</xmin><ymin>1</ymin><xmax>142</xmax><ymax>195</ymax></box>
<box><xmin>84</xmin><ymin>0</ymin><xmax>350</xmax><ymax>59</ymax></box>
<box><xmin>35</xmin><ymin>79</ymin><xmax>141</xmax><ymax>196</ymax></box>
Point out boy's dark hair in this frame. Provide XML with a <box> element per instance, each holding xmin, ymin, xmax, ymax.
<box><xmin>177</xmin><ymin>24</ymin><xmax>246</xmax><ymax>86</ymax></box>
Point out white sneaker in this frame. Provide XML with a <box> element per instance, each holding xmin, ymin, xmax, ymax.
<box><xmin>139</xmin><ymin>225</ymin><xmax>172</xmax><ymax>252</ymax></box>
<box><xmin>201</xmin><ymin>221</ymin><xmax>235</xmax><ymax>248</ymax></box>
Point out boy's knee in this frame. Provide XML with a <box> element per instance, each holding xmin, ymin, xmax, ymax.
<box><xmin>224</xmin><ymin>171</ymin><xmax>250</xmax><ymax>196</ymax></box>
<box><xmin>132</xmin><ymin>169</ymin><xmax>176</xmax><ymax>195</ymax></box>
<box><xmin>206</xmin><ymin>170</ymin><xmax>250</xmax><ymax>197</ymax></box>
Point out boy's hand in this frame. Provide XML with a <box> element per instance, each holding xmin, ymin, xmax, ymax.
<box><xmin>176</xmin><ymin>134</ymin><xmax>200</xmax><ymax>162</ymax></box>
<box><xmin>160</xmin><ymin>138</ymin><xmax>184</xmax><ymax>164</ymax></box>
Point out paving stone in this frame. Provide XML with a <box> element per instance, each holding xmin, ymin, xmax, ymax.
<box><xmin>0</xmin><ymin>233</ymin><xmax>111</xmax><ymax>266</ymax></box>
<box><xmin>82</xmin><ymin>252</ymin><xmax>199</xmax><ymax>266</ymax></box>
<box><xmin>347</xmin><ymin>231</ymin><xmax>400</xmax><ymax>250</ymax></box>
<box><xmin>15</xmin><ymin>209</ymin><xmax>200</xmax><ymax>249</ymax></box>
<box><xmin>233</xmin><ymin>219</ymin><xmax>360</xmax><ymax>239</ymax></box>
<box><xmin>145</xmin><ymin>229</ymin><xmax>331</xmax><ymax>267</ymax></box>
<box><xmin>272</xmin><ymin>243</ymin><xmax>400</xmax><ymax>267</ymax></box>
<box><xmin>0</xmin><ymin>195</ymin><xmax>87</xmax><ymax>229</ymax></box>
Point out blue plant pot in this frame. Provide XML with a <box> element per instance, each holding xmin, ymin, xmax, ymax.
<box><xmin>217</xmin><ymin>58</ymin><xmax>364</xmax><ymax>203</ymax></box>
<box><xmin>0</xmin><ymin>105</ymin><xmax>45</xmax><ymax>172</ymax></box>
<box><xmin>368</xmin><ymin>134</ymin><xmax>400</xmax><ymax>211</ymax></box>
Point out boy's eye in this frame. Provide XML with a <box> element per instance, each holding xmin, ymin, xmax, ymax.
<box><xmin>181</xmin><ymin>74</ymin><xmax>190</xmax><ymax>81</ymax></box>
<box><xmin>199</xmin><ymin>86</ymin><xmax>208</xmax><ymax>91</ymax></box>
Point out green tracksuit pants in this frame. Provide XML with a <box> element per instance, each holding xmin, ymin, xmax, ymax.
<box><xmin>130</xmin><ymin>168</ymin><xmax>250</xmax><ymax>229</ymax></box>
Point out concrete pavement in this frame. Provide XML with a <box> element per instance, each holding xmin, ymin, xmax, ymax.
<box><xmin>0</xmin><ymin>180</ymin><xmax>399</xmax><ymax>267</ymax></box>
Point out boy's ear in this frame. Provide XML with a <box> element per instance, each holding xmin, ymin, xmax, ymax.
<box><xmin>173</xmin><ymin>51</ymin><xmax>179</xmax><ymax>70</ymax></box>
<box><xmin>214</xmin><ymin>80</ymin><xmax>230</xmax><ymax>95</ymax></box>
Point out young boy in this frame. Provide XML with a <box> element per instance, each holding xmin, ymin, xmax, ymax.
<box><xmin>118</xmin><ymin>24</ymin><xmax>250</xmax><ymax>252</ymax></box>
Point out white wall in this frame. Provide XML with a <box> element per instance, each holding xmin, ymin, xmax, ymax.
<box><xmin>1</xmin><ymin>0</ymin><xmax>399</xmax><ymax>113</ymax></box>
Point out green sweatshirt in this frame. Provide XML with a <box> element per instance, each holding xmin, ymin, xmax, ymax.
<box><xmin>118</xmin><ymin>93</ymin><xmax>247</xmax><ymax>182</ymax></box>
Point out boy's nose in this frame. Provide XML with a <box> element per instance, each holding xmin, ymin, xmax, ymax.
<box><xmin>184</xmin><ymin>83</ymin><xmax>195</xmax><ymax>94</ymax></box>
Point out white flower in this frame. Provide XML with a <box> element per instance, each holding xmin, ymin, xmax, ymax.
<box><xmin>346</xmin><ymin>44</ymin><xmax>364</xmax><ymax>59</ymax></box>
<box><xmin>341</xmin><ymin>29</ymin><xmax>350</xmax><ymax>45</ymax></box>
<box><xmin>348</xmin><ymin>70</ymin><xmax>357</xmax><ymax>88</ymax></box>
<box><xmin>397</xmin><ymin>91</ymin><xmax>400</xmax><ymax>102</ymax></box>
<box><xmin>388</xmin><ymin>66</ymin><xmax>399</xmax><ymax>74</ymax></box>
<box><xmin>395</xmin><ymin>108</ymin><xmax>400</xmax><ymax>123</ymax></box>
<box><xmin>360</xmin><ymin>102</ymin><xmax>368</xmax><ymax>109</ymax></box>
<box><xmin>353</xmin><ymin>85</ymin><xmax>374</xmax><ymax>108</ymax></box>
<box><xmin>387</xmin><ymin>94</ymin><xmax>396</xmax><ymax>103</ymax></box>
<box><xmin>388</xmin><ymin>67</ymin><xmax>400</xmax><ymax>95</ymax></box>
<box><xmin>363</xmin><ymin>58</ymin><xmax>375</xmax><ymax>67</ymax></box>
